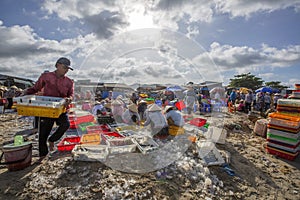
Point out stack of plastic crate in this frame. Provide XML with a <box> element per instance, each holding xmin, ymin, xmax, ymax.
<box><xmin>266</xmin><ymin>98</ymin><xmax>300</xmax><ymax>160</ymax></box>
<box><xmin>68</xmin><ymin>110</ymin><xmax>97</xmax><ymax>131</ymax></box>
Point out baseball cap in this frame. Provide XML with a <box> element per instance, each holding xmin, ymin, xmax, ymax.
<box><xmin>56</xmin><ymin>57</ymin><xmax>73</xmax><ymax>70</ymax></box>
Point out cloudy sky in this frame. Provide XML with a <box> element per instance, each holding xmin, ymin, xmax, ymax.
<box><xmin>0</xmin><ymin>0</ymin><xmax>300</xmax><ymax>87</ymax></box>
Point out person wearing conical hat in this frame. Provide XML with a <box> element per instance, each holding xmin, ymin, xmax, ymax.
<box><xmin>0</xmin><ymin>86</ymin><xmax>6</xmax><ymax>113</ymax></box>
<box><xmin>137</xmin><ymin>99</ymin><xmax>148</xmax><ymax>121</ymax></box>
<box><xmin>15</xmin><ymin>88</ymin><xmax>23</xmax><ymax>97</ymax></box>
<box><xmin>92</xmin><ymin>100</ymin><xmax>107</xmax><ymax>116</ymax></box>
<box><xmin>5</xmin><ymin>85</ymin><xmax>18</xmax><ymax>109</ymax></box>
<box><xmin>164</xmin><ymin>105</ymin><xmax>185</xmax><ymax>127</ymax></box>
<box><xmin>143</xmin><ymin>104</ymin><xmax>169</xmax><ymax>138</ymax></box>
<box><xmin>273</xmin><ymin>93</ymin><xmax>282</xmax><ymax>110</ymax></box>
<box><xmin>164</xmin><ymin>105</ymin><xmax>185</xmax><ymax>136</ymax></box>
<box><xmin>0</xmin><ymin>86</ymin><xmax>4</xmax><ymax>99</ymax></box>
<box><xmin>183</xmin><ymin>84</ymin><xmax>198</xmax><ymax>115</ymax></box>
<box><xmin>116</xmin><ymin>95</ymin><xmax>127</xmax><ymax>108</ymax></box>
<box><xmin>122</xmin><ymin>103</ymin><xmax>140</xmax><ymax>125</ymax></box>
<box><xmin>111</xmin><ymin>99</ymin><xmax>125</xmax><ymax>123</ymax></box>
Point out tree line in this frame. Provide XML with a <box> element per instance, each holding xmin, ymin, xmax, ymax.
<box><xmin>227</xmin><ymin>72</ymin><xmax>288</xmax><ymax>91</ymax></box>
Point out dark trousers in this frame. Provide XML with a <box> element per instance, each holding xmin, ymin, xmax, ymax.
<box><xmin>154</xmin><ymin>126</ymin><xmax>169</xmax><ymax>137</ymax></box>
<box><xmin>33</xmin><ymin>117</ymin><xmax>39</xmax><ymax>129</ymax></box>
<box><xmin>38</xmin><ymin>113</ymin><xmax>70</xmax><ymax>157</ymax></box>
<box><xmin>7</xmin><ymin>98</ymin><xmax>13</xmax><ymax>109</ymax></box>
<box><xmin>245</xmin><ymin>102</ymin><xmax>251</xmax><ymax>112</ymax></box>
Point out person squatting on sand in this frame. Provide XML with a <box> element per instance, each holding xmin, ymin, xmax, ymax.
<box><xmin>164</xmin><ymin>105</ymin><xmax>185</xmax><ymax>127</ymax></box>
<box><xmin>122</xmin><ymin>103</ymin><xmax>141</xmax><ymax>125</ymax></box>
<box><xmin>164</xmin><ymin>105</ymin><xmax>185</xmax><ymax>136</ymax></box>
<box><xmin>111</xmin><ymin>99</ymin><xmax>125</xmax><ymax>123</ymax></box>
<box><xmin>143</xmin><ymin>104</ymin><xmax>169</xmax><ymax>138</ymax></box>
<box><xmin>23</xmin><ymin>57</ymin><xmax>74</xmax><ymax>158</ymax></box>
<box><xmin>183</xmin><ymin>83</ymin><xmax>198</xmax><ymax>115</ymax></box>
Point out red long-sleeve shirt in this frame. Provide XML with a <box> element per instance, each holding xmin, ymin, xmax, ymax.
<box><xmin>26</xmin><ymin>71</ymin><xmax>74</xmax><ymax>98</ymax></box>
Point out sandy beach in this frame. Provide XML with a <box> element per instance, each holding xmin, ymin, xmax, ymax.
<box><xmin>0</xmin><ymin>110</ymin><xmax>299</xmax><ymax>200</ymax></box>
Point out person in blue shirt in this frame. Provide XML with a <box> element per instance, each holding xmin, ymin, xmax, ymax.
<box><xmin>229</xmin><ymin>89</ymin><xmax>237</xmax><ymax>104</ymax></box>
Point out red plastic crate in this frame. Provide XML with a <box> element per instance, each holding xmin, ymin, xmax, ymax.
<box><xmin>57</xmin><ymin>136</ymin><xmax>81</xmax><ymax>152</ymax></box>
<box><xmin>266</xmin><ymin>146</ymin><xmax>299</xmax><ymax>161</ymax></box>
<box><xmin>69</xmin><ymin>121</ymin><xmax>81</xmax><ymax>129</ymax></box>
<box><xmin>183</xmin><ymin>115</ymin><xmax>193</xmax><ymax>122</ymax></box>
<box><xmin>69</xmin><ymin>114</ymin><xmax>95</xmax><ymax>124</ymax></box>
<box><xmin>101</xmin><ymin>132</ymin><xmax>124</xmax><ymax>141</ymax></box>
<box><xmin>189</xmin><ymin>118</ymin><xmax>207</xmax><ymax>127</ymax></box>
<box><xmin>86</xmin><ymin>124</ymin><xmax>111</xmax><ymax>134</ymax></box>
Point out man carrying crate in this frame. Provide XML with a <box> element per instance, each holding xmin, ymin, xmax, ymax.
<box><xmin>23</xmin><ymin>57</ymin><xmax>74</xmax><ymax>159</ymax></box>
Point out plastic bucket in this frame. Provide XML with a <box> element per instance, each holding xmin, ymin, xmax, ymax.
<box><xmin>0</xmin><ymin>142</ymin><xmax>32</xmax><ymax>171</ymax></box>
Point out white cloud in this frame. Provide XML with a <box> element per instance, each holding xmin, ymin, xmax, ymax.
<box><xmin>1</xmin><ymin>0</ymin><xmax>300</xmax><ymax>86</ymax></box>
<box><xmin>39</xmin><ymin>0</ymin><xmax>300</xmax><ymax>43</ymax></box>
<box><xmin>200</xmin><ymin>42</ymin><xmax>300</xmax><ymax>70</ymax></box>
<box><xmin>0</xmin><ymin>22</ymin><xmax>101</xmax><ymax>79</ymax></box>
<box><xmin>214</xmin><ymin>0</ymin><xmax>300</xmax><ymax>18</ymax></box>
<box><xmin>40</xmin><ymin>0</ymin><xmax>216</xmax><ymax>38</ymax></box>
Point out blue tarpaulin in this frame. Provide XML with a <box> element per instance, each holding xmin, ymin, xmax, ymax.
<box><xmin>166</xmin><ymin>85</ymin><xmax>183</xmax><ymax>92</ymax></box>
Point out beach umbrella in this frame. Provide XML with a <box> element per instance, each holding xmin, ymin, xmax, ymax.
<box><xmin>239</xmin><ymin>87</ymin><xmax>249</xmax><ymax>94</ymax></box>
<box><xmin>255</xmin><ymin>86</ymin><xmax>279</xmax><ymax>93</ymax></box>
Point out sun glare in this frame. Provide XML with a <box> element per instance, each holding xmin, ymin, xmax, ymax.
<box><xmin>127</xmin><ymin>10</ymin><xmax>155</xmax><ymax>30</ymax></box>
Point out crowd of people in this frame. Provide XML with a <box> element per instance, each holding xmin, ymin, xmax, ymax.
<box><xmin>84</xmin><ymin>92</ymin><xmax>186</xmax><ymax>139</ymax></box>
<box><xmin>1</xmin><ymin>60</ymin><xmax>295</xmax><ymax>160</ymax></box>
<box><xmin>0</xmin><ymin>85</ymin><xmax>23</xmax><ymax>112</ymax></box>
<box><xmin>228</xmin><ymin>88</ymin><xmax>284</xmax><ymax>115</ymax></box>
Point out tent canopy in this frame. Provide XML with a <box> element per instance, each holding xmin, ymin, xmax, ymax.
<box><xmin>166</xmin><ymin>85</ymin><xmax>183</xmax><ymax>92</ymax></box>
<box><xmin>210</xmin><ymin>87</ymin><xmax>225</xmax><ymax>94</ymax></box>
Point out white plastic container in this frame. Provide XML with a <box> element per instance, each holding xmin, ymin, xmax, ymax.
<box><xmin>205</xmin><ymin>126</ymin><xmax>227</xmax><ymax>144</ymax></box>
<box><xmin>196</xmin><ymin>140</ymin><xmax>225</xmax><ymax>166</ymax></box>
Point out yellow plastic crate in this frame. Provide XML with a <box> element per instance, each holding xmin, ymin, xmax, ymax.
<box><xmin>80</xmin><ymin>133</ymin><xmax>101</xmax><ymax>145</ymax></box>
<box><xmin>16</xmin><ymin>104</ymin><xmax>66</xmax><ymax>118</ymax></box>
<box><xmin>115</xmin><ymin>125</ymin><xmax>139</xmax><ymax>132</ymax></box>
<box><xmin>168</xmin><ymin>125</ymin><xmax>185</xmax><ymax>136</ymax></box>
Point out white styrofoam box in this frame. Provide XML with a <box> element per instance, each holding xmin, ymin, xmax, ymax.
<box><xmin>15</xmin><ymin>95</ymin><xmax>65</xmax><ymax>108</ymax></box>
<box><xmin>204</xmin><ymin>126</ymin><xmax>227</xmax><ymax>144</ymax></box>
<box><xmin>196</xmin><ymin>140</ymin><xmax>225</xmax><ymax>166</ymax></box>
<box><xmin>72</xmin><ymin>144</ymin><xmax>109</xmax><ymax>162</ymax></box>
<box><xmin>118</xmin><ymin>130</ymin><xmax>137</xmax><ymax>137</ymax></box>
<box><xmin>133</xmin><ymin>136</ymin><xmax>159</xmax><ymax>154</ymax></box>
<box><xmin>108</xmin><ymin>138</ymin><xmax>137</xmax><ymax>154</ymax></box>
